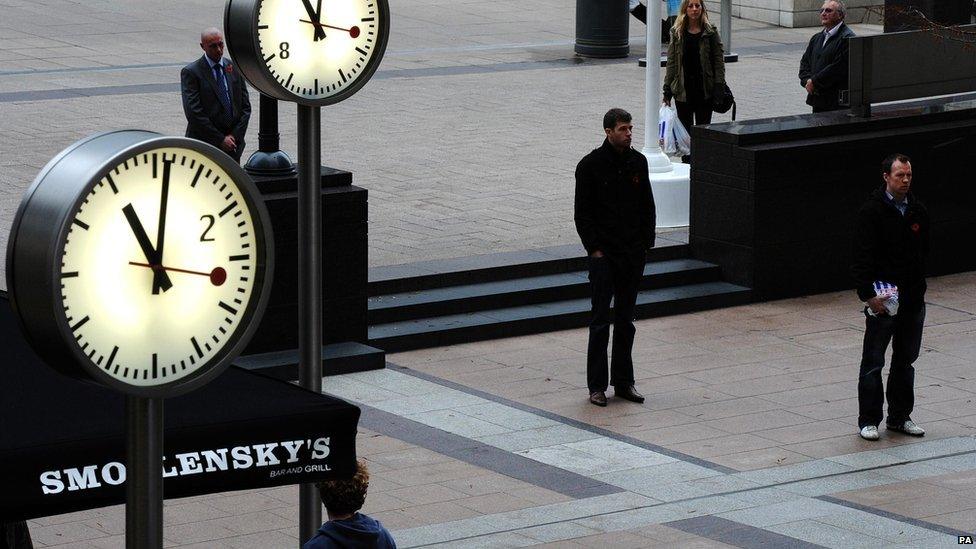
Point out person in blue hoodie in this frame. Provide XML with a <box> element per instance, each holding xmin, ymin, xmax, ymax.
<box><xmin>304</xmin><ymin>461</ymin><xmax>397</xmax><ymax>549</ymax></box>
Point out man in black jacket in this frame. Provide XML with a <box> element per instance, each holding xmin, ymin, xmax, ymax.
<box><xmin>851</xmin><ymin>153</ymin><xmax>929</xmax><ymax>441</ymax></box>
<box><xmin>799</xmin><ymin>0</ymin><xmax>856</xmax><ymax>113</ymax></box>
<box><xmin>575</xmin><ymin>108</ymin><xmax>656</xmax><ymax>407</ymax></box>
<box><xmin>181</xmin><ymin>28</ymin><xmax>251</xmax><ymax>161</ymax></box>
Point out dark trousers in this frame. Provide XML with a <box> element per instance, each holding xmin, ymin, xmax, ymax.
<box><xmin>857</xmin><ymin>304</ymin><xmax>925</xmax><ymax>428</ymax></box>
<box><xmin>586</xmin><ymin>252</ymin><xmax>645</xmax><ymax>393</ymax></box>
<box><xmin>675</xmin><ymin>97</ymin><xmax>712</xmax><ymax>163</ymax></box>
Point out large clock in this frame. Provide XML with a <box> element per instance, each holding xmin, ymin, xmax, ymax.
<box><xmin>6</xmin><ymin>131</ymin><xmax>273</xmax><ymax>397</ymax></box>
<box><xmin>225</xmin><ymin>0</ymin><xmax>390</xmax><ymax>106</ymax></box>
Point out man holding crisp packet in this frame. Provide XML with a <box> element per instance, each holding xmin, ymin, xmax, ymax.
<box><xmin>851</xmin><ymin>153</ymin><xmax>929</xmax><ymax>441</ymax></box>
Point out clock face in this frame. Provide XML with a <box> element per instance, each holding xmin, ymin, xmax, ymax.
<box><xmin>58</xmin><ymin>146</ymin><xmax>260</xmax><ymax>388</ymax></box>
<box><xmin>225</xmin><ymin>0</ymin><xmax>389</xmax><ymax>105</ymax></box>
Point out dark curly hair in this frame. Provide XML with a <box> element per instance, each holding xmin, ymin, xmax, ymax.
<box><xmin>316</xmin><ymin>460</ymin><xmax>370</xmax><ymax>516</ymax></box>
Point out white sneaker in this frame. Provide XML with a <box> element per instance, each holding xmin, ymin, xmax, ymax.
<box><xmin>859</xmin><ymin>425</ymin><xmax>880</xmax><ymax>441</ymax></box>
<box><xmin>887</xmin><ymin>420</ymin><xmax>925</xmax><ymax>437</ymax></box>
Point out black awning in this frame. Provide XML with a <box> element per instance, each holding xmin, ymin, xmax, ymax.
<box><xmin>0</xmin><ymin>295</ymin><xmax>360</xmax><ymax>521</ymax></box>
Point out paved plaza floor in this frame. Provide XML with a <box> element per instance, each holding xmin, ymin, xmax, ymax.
<box><xmin>26</xmin><ymin>272</ymin><xmax>976</xmax><ymax>547</ymax></box>
<box><xmin>5</xmin><ymin>1</ymin><xmax>975</xmax><ymax>547</ymax></box>
<box><xmin>0</xmin><ymin>0</ymin><xmax>885</xmax><ymax>280</ymax></box>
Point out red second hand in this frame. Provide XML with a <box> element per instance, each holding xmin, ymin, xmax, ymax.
<box><xmin>299</xmin><ymin>19</ymin><xmax>361</xmax><ymax>38</ymax></box>
<box><xmin>129</xmin><ymin>261</ymin><xmax>226</xmax><ymax>286</ymax></box>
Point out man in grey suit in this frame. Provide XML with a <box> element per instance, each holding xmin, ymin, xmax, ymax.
<box><xmin>181</xmin><ymin>28</ymin><xmax>251</xmax><ymax>161</ymax></box>
<box><xmin>799</xmin><ymin>0</ymin><xmax>856</xmax><ymax>113</ymax></box>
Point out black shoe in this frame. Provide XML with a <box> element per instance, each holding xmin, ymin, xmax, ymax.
<box><xmin>615</xmin><ymin>385</ymin><xmax>645</xmax><ymax>403</ymax></box>
<box><xmin>589</xmin><ymin>391</ymin><xmax>608</xmax><ymax>407</ymax></box>
<box><xmin>630</xmin><ymin>3</ymin><xmax>647</xmax><ymax>24</ymax></box>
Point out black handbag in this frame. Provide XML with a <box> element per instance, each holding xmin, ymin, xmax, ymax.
<box><xmin>712</xmin><ymin>83</ymin><xmax>736</xmax><ymax>120</ymax></box>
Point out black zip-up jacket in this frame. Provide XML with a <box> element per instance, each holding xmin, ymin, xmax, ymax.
<box><xmin>574</xmin><ymin>139</ymin><xmax>656</xmax><ymax>255</ymax></box>
<box><xmin>851</xmin><ymin>185</ymin><xmax>930</xmax><ymax>311</ymax></box>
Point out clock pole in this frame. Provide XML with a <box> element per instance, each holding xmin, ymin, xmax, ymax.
<box><xmin>297</xmin><ymin>104</ymin><xmax>323</xmax><ymax>543</ymax></box>
<box><xmin>125</xmin><ymin>396</ymin><xmax>164</xmax><ymax>549</ymax></box>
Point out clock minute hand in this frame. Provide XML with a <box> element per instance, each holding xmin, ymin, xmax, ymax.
<box><xmin>122</xmin><ymin>204</ymin><xmax>173</xmax><ymax>292</ymax></box>
<box><xmin>299</xmin><ymin>0</ymin><xmax>326</xmax><ymax>41</ymax></box>
<box><xmin>152</xmin><ymin>159</ymin><xmax>172</xmax><ymax>294</ymax></box>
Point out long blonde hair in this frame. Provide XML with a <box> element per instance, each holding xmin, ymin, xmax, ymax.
<box><xmin>671</xmin><ymin>0</ymin><xmax>712</xmax><ymax>43</ymax></box>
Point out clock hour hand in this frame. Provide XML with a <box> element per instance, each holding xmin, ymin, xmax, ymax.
<box><xmin>152</xmin><ymin>159</ymin><xmax>172</xmax><ymax>294</ymax></box>
<box><xmin>299</xmin><ymin>0</ymin><xmax>326</xmax><ymax>41</ymax></box>
<box><xmin>122</xmin><ymin>204</ymin><xmax>173</xmax><ymax>292</ymax></box>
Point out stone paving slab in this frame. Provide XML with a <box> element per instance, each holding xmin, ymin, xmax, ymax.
<box><xmin>25</xmin><ymin>275</ymin><xmax>976</xmax><ymax>547</ymax></box>
<box><xmin>9</xmin><ymin>1</ymin><xmax>976</xmax><ymax>547</ymax></box>
<box><xmin>0</xmin><ymin>0</ymin><xmax>887</xmax><ymax>288</ymax></box>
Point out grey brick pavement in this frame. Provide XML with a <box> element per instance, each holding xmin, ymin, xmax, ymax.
<box><xmin>9</xmin><ymin>3</ymin><xmax>975</xmax><ymax>548</ymax></box>
<box><xmin>0</xmin><ymin>0</ymin><xmax>885</xmax><ymax>290</ymax></box>
<box><xmin>22</xmin><ymin>274</ymin><xmax>976</xmax><ymax>547</ymax></box>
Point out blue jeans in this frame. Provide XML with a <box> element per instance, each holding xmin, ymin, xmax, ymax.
<box><xmin>857</xmin><ymin>304</ymin><xmax>925</xmax><ymax>428</ymax></box>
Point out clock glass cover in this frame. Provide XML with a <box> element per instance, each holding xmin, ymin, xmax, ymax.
<box><xmin>226</xmin><ymin>0</ymin><xmax>389</xmax><ymax>105</ymax></box>
<box><xmin>60</xmin><ymin>147</ymin><xmax>259</xmax><ymax>387</ymax></box>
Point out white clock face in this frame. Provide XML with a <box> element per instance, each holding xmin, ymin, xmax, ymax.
<box><xmin>59</xmin><ymin>147</ymin><xmax>259</xmax><ymax>387</ymax></box>
<box><xmin>257</xmin><ymin>0</ymin><xmax>382</xmax><ymax>101</ymax></box>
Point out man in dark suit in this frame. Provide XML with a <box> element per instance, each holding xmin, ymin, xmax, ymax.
<box><xmin>181</xmin><ymin>28</ymin><xmax>251</xmax><ymax>161</ymax></box>
<box><xmin>799</xmin><ymin>1</ymin><xmax>856</xmax><ymax>113</ymax></box>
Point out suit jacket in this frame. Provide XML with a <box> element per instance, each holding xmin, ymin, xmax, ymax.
<box><xmin>798</xmin><ymin>23</ymin><xmax>855</xmax><ymax>111</ymax></box>
<box><xmin>181</xmin><ymin>55</ymin><xmax>251</xmax><ymax>161</ymax></box>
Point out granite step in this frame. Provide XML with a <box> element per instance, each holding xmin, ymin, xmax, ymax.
<box><xmin>369</xmin><ymin>258</ymin><xmax>721</xmax><ymax>325</ymax></box>
<box><xmin>369</xmin><ymin>281</ymin><xmax>752</xmax><ymax>353</ymax></box>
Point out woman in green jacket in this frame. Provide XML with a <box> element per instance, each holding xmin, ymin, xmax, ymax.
<box><xmin>662</xmin><ymin>0</ymin><xmax>726</xmax><ymax>162</ymax></box>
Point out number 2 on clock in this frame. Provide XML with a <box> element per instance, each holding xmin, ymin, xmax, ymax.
<box><xmin>200</xmin><ymin>215</ymin><xmax>216</xmax><ymax>242</ymax></box>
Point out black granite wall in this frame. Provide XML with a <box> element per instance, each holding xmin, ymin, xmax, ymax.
<box><xmin>690</xmin><ymin>97</ymin><xmax>976</xmax><ymax>301</ymax></box>
<box><xmin>244</xmin><ymin>167</ymin><xmax>368</xmax><ymax>353</ymax></box>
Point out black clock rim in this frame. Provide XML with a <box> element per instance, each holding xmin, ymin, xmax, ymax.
<box><xmin>224</xmin><ymin>0</ymin><xmax>390</xmax><ymax>107</ymax></box>
<box><xmin>59</xmin><ymin>135</ymin><xmax>274</xmax><ymax>398</ymax></box>
<box><xmin>6</xmin><ymin>130</ymin><xmax>129</xmax><ymax>319</ymax></box>
<box><xmin>7</xmin><ymin>130</ymin><xmax>162</xmax><ymax>384</ymax></box>
<box><xmin>13</xmin><ymin>132</ymin><xmax>274</xmax><ymax>398</ymax></box>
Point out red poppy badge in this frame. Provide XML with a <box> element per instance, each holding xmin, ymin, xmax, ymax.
<box><xmin>225</xmin><ymin>64</ymin><xmax>233</xmax><ymax>74</ymax></box>
<box><xmin>910</xmin><ymin>223</ymin><xmax>920</xmax><ymax>233</ymax></box>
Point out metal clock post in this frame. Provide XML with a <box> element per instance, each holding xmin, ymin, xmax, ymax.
<box><xmin>126</xmin><ymin>397</ymin><xmax>163</xmax><ymax>548</ymax></box>
<box><xmin>297</xmin><ymin>104</ymin><xmax>323</xmax><ymax>541</ymax></box>
<box><xmin>223</xmin><ymin>0</ymin><xmax>390</xmax><ymax>544</ymax></box>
